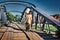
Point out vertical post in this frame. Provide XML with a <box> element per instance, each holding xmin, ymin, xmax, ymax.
<box><xmin>38</xmin><ymin>15</ymin><xmax>41</xmax><ymax>30</ymax></box>
<box><xmin>20</xmin><ymin>7</ymin><xmax>28</xmax><ymax>22</ymax></box>
<box><xmin>40</xmin><ymin>16</ymin><xmax>43</xmax><ymax>30</ymax></box>
<box><xmin>0</xmin><ymin>6</ymin><xmax>1</xmax><ymax>26</ymax></box>
<box><xmin>35</xmin><ymin>13</ymin><xmax>38</xmax><ymax>29</ymax></box>
<box><xmin>56</xmin><ymin>26</ymin><xmax>60</xmax><ymax>38</ymax></box>
<box><xmin>42</xmin><ymin>18</ymin><xmax>46</xmax><ymax>31</ymax></box>
<box><xmin>0</xmin><ymin>5</ymin><xmax>7</xmax><ymax>25</ymax></box>
<box><xmin>46</xmin><ymin>23</ymin><xmax>50</xmax><ymax>34</ymax></box>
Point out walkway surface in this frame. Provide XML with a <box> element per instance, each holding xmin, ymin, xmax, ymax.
<box><xmin>0</xmin><ymin>23</ymin><xmax>43</xmax><ymax>40</ymax></box>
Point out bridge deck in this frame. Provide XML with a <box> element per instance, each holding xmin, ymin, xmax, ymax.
<box><xmin>0</xmin><ymin>23</ymin><xmax>43</xmax><ymax>40</ymax></box>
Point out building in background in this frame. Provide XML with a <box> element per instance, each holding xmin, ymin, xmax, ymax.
<box><xmin>51</xmin><ymin>14</ymin><xmax>60</xmax><ymax>21</ymax></box>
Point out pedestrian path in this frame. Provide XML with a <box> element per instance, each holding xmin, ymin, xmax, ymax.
<box><xmin>0</xmin><ymin>23</ymin><xmax>44</xmax><ymax>40</ymax></box>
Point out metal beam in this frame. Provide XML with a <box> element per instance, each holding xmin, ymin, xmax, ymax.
<box><xmin>0</xmin><ymin>1</ymin><xmax>36</xmax><ymax>7</ymax></box>
<box><xmin>31</xmin><ymin>6</ymin><xmax>60</xmax><ymax>28</ymax></box>
<box><xmin>7</xmin><ymin>10</ymin><xmax>22</xmax><ymax>13</ymax></box>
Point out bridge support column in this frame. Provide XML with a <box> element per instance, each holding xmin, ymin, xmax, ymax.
<box><xmin>42</xmin><ymin>18</ymin><xmax>46</xmax><ymax>31</ymax></box>
<box><xmin>0</xmin><ymin>5</ymin><xmax>7</xmax><ymax>25</ymax></box>
<box><xmin>56</xmin><ymin>26</ymin><xmax>60</xmax><ymax>38</ymax></box>
<box><xmin>39</xmin><ymin>16</ymin><xmax>43</xmax><ymax>30</ymax></box>
<box><xmin>46</xmin><ymin>23</ymin><xmax>50</xmax><ymax>34</ymax></box>
<box><xmin>35</xmin><ymin>13</ymin><xmax>38</xmax><ymax>30</ymax></box>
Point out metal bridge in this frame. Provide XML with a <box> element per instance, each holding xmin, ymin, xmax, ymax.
<box><xmin>0</xmin><ymin>1</ymin><xmax>60</xmax><ymax>40</ymax></box>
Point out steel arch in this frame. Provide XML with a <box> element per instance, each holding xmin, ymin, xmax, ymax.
<box><xmin>0</xmin><ymin>1</ymin><xmax>36</xmax><ymax>7</ymax></box>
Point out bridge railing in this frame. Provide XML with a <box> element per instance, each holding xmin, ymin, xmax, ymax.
<box><xmin>31</xmin><ymin>6</ymin><xmax>60</xmax><ymax>37</ymax></box>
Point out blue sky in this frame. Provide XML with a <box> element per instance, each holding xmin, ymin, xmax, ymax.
<box><xmin>0</xmin><ymin>0</ymin><xmax>60</xmax><ymax>15</ymax></box>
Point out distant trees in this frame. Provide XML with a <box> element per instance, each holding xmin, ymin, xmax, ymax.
<box><xmin>14</xmin><ymin>15</ymin><xmax>21</xmax><ymax>22</ymax></box>
<box><xmin>7</xmin><ymin>12</ymin><xmax>15</xmax><ymax>22</ymax></box>
<box><xmin>7</xmin><ymin>12</ymin><xmax>21</xmax><ymax>22</ymax></box>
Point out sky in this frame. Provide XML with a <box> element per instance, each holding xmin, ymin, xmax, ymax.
<box><xmin>0</xmin><ymin>0</ymin><xmax>60</xmax><ymax>15</ymax></box>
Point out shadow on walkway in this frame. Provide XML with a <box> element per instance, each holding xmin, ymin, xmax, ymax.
<box><xmin>30</xmin><ymin>30</ymin><xmax>60</xmax><ymax>40</ymax></box>
<box><xmin>5</xmin><ymin>25</ymin><xmax>30</xmax><ymax>40</ymax></box>
<box><xmin>4</xmin><ymin>25</ymin><xmax>59</xmax><ymax>40</ymax></box>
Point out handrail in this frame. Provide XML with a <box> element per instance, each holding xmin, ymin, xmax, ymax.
<box><xmin>31</xmin><ymin>6</ymin><xmax>60</xmax><ymax>28</ymax></box>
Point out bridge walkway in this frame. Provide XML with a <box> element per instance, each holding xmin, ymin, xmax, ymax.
<box><xmin>0</xmin><ymin>23</ymin><xmax>43</xmax><ymax>40</ymax></box>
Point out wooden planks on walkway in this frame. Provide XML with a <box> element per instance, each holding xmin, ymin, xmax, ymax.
<box><xmin>0</xmin><ymin>25</ymin><xmax>28</xmax><ymax>40</ymax></box>
<box><xmin>0</xmin><ymin>26</ymin><xmax>8</xmax><ymax>39</ymax></box>
<box><xmin>13</xmin><ymin>32</ymin><xmax>27</xmax><ymax>40</ymax></box>
<box><xmin>25</xmin><ymin>32</ymin><xmax>43</xmax><ymax>40</ymax></box>
<box><xmin>0</xmin><ymin>23</ymin><xmax>44</xmax><ymax>40</ymax></box>
<box><xmin>16</xmin><ymin>23</ymin><xmax>44</xmax><ymax>40</ymax></box>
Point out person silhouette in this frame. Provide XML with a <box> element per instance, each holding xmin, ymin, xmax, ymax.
<box><xmin>25</xmin><ymin>11</ymin><xmax>32</xmax><ymax>30</ymax></box>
